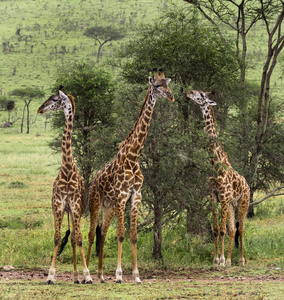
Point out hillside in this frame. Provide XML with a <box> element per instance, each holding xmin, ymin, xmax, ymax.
<box><xmin>0</xmin><ymin>0</ymin><xmax>181</xmax><ymax>95</ymax></box>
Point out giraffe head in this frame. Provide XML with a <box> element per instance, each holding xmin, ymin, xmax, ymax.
<box><xmin>186</xmin><ymin>90</ymin><xmax>216</xmax><ymax>108</ymax></box>
<box><xmin>149</xmin><ymin>68</ymin><xmax>174</xmax><ymax>102</ymax></box>
<box><xmin>37</xmin><ymin>85</ymin><xmax>75</xmax><ymax>115</ymax></box>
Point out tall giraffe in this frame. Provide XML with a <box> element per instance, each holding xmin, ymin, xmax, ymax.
<box><xmin>186</xmin><ymin>90</ymin><xmax>250</xmax><ymax>267</ymax></box>
<box><xmin>86</xmin><ymin>68</ymin><xmax>174</xmax><ymax>283</ymax></box>
<box><xmin>37</xmin><ymin>86</ymin><xmax>92</xmax><ymax>284</ymax></box>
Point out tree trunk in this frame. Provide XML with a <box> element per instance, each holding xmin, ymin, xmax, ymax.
<box><xmin>152</xmin><ymin>196</ymin><xmax>163</xmax><ymax>261</ymax></box>
<box><xmin>248</xmin><ymin>10</ymin><xmax>284</xmax><ymax>217</ymax></box>
<box><xmin>26</xmin><ymin>100</ymin><xmax>30</xmax><ymax>134</ymax></box>
<box><xmin>21</xmin><ymin>104</ymin><xmax>26</xmax><ymax>133</ymax></box>
<box><xmin>97</xmin><ymin>43</ymin><xmax>102</xmax><ymax>63</ymax></box>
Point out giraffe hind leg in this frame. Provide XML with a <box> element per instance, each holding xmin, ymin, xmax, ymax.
<box><xmin>86</xmin><ymin>190</ymin><xmax>101</xmax><ymax>268</ymax></box>
<box><xmin>97</xmin><ymin>207</ymin><xmax>116</xmax><ymax>283</ymax></box>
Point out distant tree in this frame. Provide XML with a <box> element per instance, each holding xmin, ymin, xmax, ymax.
<box><xmin>84</xmin><ymin>26</ymin><xmax>125</xmax><ymax>62</ymax></box>
<box><xmin>0</xmin><ymin>96</ymin><xmax>15</xmax><ymax>124</ymax></box>
<box><xmin>10</xmin><ymin>87</ymin><xmax>44</xmax><ymax>133</ymax></box>
<box><xmin>115</xmin><ymin>7</ymin><xmax>240</xmax><ymax>260</ymax></box>
<box><xmin>49</xmin><ymin>62</ymin><xmax>117</xmax><ymax>210</ymax></box>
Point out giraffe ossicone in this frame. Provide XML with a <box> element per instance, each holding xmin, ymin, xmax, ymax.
<box><xmin>187</xmin><ymin>90</ymin><xmax>250</xmax><ymax>267</ymax></box>
<box><xmin>86</xmin><ymin>68</ymin><xmax>174</xmax><ymax>284</ymax></box>
<box><xmin>38</xmin><ymin>86</ymin><xmax>92</xmax><ymax>284</ymax></box>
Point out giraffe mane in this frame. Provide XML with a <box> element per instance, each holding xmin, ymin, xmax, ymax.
<box><xmin>67</xmin><ymin>94</ymin><xmax>75</xmax><ymax>115</ymax></box>
<box><xmin>209</xmin><ymin>105</ymin><xmax>217</xmax><ymax>133</ymax></box>
<box><xmin>119</xmin><ymin>87</ymin><xmax>151</xmax><ymax>150</ymax></box>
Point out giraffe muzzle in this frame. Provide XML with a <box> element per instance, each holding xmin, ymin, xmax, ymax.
<box><xmin>168</xmin><ymin>93</ymin><xmax>175</xmax><ymax>102</ymax></box>
<box><xmin>37</xmin><ymin>107</ymin><xmax>45</xmax><ymax>114</ymax></box>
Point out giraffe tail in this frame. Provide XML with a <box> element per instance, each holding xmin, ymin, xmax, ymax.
<box><xmin>95</xmin><ymin>225</ymin><xmax>101</xmax><ymax>257</ymax></box>
<box><xmin>58</xmin><ymin>213</ymin><xmax>71</xmax><ymax>256</ymax></box>
<box><xmin>58</xmin><ymin>229</ymin><xmax>70</xmax><ymax>256</ymax></box>
<box><xmin>235</xmin><ymin>221</ymin><xmax>240</xmax><ymax>249</ymax></box>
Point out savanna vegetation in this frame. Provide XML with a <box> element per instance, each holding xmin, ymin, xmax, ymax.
<box><xmin>0</xmin><ymin>0</ymin><xmax>284</xmax><ymax>299</ymax></box>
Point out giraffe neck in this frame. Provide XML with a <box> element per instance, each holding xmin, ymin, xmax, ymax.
<box><xmin>61</xmin><ymin>103</ymin><xmax>75</xmax><ymax>175</ymax></box>
<box><xmin>202</xmin><ymin>106</ymin><xmax>231</xmax><ymax>168</ymax></box>
<box><xmin>202</xmin><ymin>106</ymin><xmax>218</xmax><ymax>141</ymax></box>
<box><xmin>120</xmin><ymin>86</ymin><xmax>156</xmax><ymax>159</ymax></box>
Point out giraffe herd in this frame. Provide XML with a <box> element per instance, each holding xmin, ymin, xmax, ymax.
<box><xmin>37</xmin><ymin>69</ymin><xmax>250</xmax><ymax>285</ymax></box>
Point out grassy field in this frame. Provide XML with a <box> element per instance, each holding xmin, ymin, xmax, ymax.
<box><xmin>1</xmin><ymin>274</ymin><xmax>283</xmax><ymax>299</ymax></box>
<box><xmin>0</xmin><ymin>127</ymin><xmax>284</xmax><ymax>299</ymax></box>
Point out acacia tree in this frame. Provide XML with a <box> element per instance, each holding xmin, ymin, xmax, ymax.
<box><xmin>183</xmin><ymin>0</ymin><xmax>284</xmax><ymax>217</ymax></box>
<box><xmin>10</xmin><ymin>87</ymin><xmax>44</xmax><ymax>133</ymax></box>
<box><xmin>84</xmin><ymin>26</ymin><xmax>125</xmax><ymax>62</ymax></box>
<box><xmin>249</xmin><ymin>6</ymin><xmax>284</xmax><ymax>216</ymax></box>
<box><xmin>115</xmin><ymin>7</ymin><xmax>240</xmax><ymax>260</ymax></box>
<box><xmin>49</xmin><ymin>62</ymin><xmax>117</xmax><ymax>210</ymax></box>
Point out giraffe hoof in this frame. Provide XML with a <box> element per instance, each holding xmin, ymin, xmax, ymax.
<box><xmin>74</xmin><ymin>280</ymin><xmax>80</xmax><ymax>284</ymax></box>
<box><xmin>46</xmin><ymin>280</ymin><xmax>54</xmax><ymax>285</ymax></box>
<box><xmin>115</xmin><ymin>280</ymin><xmax>122</xmax><ymax>284</ymax></box>
<box><xmin>86</xmin><ymin>280</ymin><xmax>93</xmax><ymax>284</ymax></box>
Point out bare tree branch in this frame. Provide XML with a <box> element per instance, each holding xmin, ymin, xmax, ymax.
<box><xmin>250</xmin><ymin>185</ymin><xmax>284</xmax><ymax>206</ymax></box>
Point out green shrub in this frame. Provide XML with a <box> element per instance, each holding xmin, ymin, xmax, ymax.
<box><xmin>8</xmin><ymin>181</ymin><xmax>28</xmax><ymax>189</ymax></box>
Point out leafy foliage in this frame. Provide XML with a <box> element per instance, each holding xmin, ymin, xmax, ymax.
<box><xmin>113</xmin><ymin>6</ymin><xmax>241</xmax><ymax>258</ymax></box>
<box><xmin>48</xmin><ymin>61</ymin><xmax>117</xmax><ymax>208</ymax></box>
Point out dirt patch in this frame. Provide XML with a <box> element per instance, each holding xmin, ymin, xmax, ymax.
<box><xmin>1</xmin><ymin>267</ymin><xmax>283</xmax><ymax>284</ymax></box>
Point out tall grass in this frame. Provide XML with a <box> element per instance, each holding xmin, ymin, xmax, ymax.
<box><xmin>1</xmin><ymin>125</ymin><xmax>284</xmax><ymax>270</ymax></box>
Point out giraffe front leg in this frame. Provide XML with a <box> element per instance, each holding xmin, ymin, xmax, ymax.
<box><xmin>69</xmin><ymin>210</ymin><xmax>92</xmax><ymax>284</ymax></box>
<box><xmin>212</xmin><ymin>210</ymin><xmax>220</xmax><ymax>267</ymax></box>
<box><xmin>130</xmin><ymin>193</ymin><xmax>141</xmax><ymax>284</ymax></box>
<box><xmin>226</xmin><ymin>205</ymin><xmax>236</xmax><ymax>267</ymax></box>
<box><xmin>210</xmin><ymin>188</ymin><xmax>220</xmax><ymax>267</ymax></box>
<box><xmin>46</xmin><ymin>203</ymin><xmax>65</xmax><ymax>285</ymax></box>
<box><xmin>116</xmin><ymin>199</ymin><xmax>127</xmax><ymax>283</ymax></box>
<box><xmin>73</xmin><ymin>218</ymin><xmax>92</xmax><ymax>284</ymax></box>
<box><xmin>71</xmin><ymin>229</ymin><xmax>80</xmax><ymax>284</ymax></box>
<box><xmin>219</xmin><ymin>202</ymin><xmax>229</xmax><ymax>267</ymax></box>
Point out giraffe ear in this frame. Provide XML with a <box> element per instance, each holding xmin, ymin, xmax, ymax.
<box><xmin>58</xmin><ymin>90</ymin><xmax>66</xmax><ymax>98</ymax></box>
<box><xmin>149</xmin><ymin>77</ymin><xmax>154</xmax><ymax>84</ymax></box>
<box><xmin>208</xmin><ymin>100</ymin><xmax>217</xmax><ymax>106</ymax></box>
<box><xmin>166</xmin><ymin>78</ymin><xmax>171</xmax><ymax>84</ymax></box>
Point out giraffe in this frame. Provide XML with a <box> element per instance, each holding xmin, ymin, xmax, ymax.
<box><xmin>37</xmin><ymin>86</ymin><xmax>92</xmax><ymax>284</ymax></box>
<box><xmin>86</xmin><ymin>68</ymin><xmax>174</xmax><ymax>284</ymax></box>
<box><xmin>186</xmin><ymin>90</ymin><xmax>250</xmax><ymax>267</ymax></box>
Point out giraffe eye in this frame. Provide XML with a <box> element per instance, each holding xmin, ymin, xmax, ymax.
<box><xmin>153</xmin><ymin>84</ymin><xmax>160</xmax><ymax>88</ymax></box>
<box><xmin>53</xmin><ymin>98</ymin><xmax>58</xmax><ymax>102</ymax></box>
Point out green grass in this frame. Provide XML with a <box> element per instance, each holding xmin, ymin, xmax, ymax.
<box><xmin>0</xmin><ymin>279</ymin><xmax>283</xmax><ymax>299</ymax></box>
<box><xmin>1</xmin><ymin>125</ymin><xmax>283</xmax><ymax>269</ymax></box>
<box><xmin>0</xmin><ymin>0</ymin><xmax>181</xmax><ymax>95</ymax></box>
